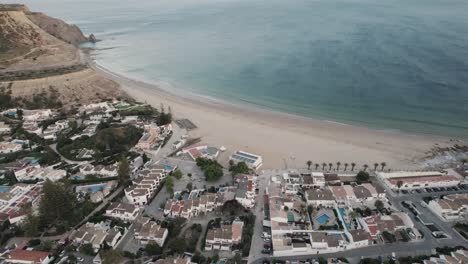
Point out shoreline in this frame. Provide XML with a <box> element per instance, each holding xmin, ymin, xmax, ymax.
<box><xmin>87</xmin><ymin>52</ymin><xmax>460</xmax><ymax>170</ymax></box>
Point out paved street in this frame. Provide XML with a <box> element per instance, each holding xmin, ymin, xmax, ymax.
<box><xmin>248</xmin><ymin>171</ymin><xmax>271</xmax><ymax>263</ymax></box>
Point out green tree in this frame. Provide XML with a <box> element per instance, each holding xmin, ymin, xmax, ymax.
<box><xmin>380</xmin><ymin>162</ymin><xmax>387</xmax><ymax>171</ymax></box>
<box><xmin>118</xmin><ymin>156</ymin><xmax>130</xmax><ymax>186</ymax></box>
<box><xmin>351</xmin><ymin>162</ymin><xmax>356</xmax><ymax>171</ymax></box>
<box><xmin>230</xmin><ymin>161</ymin><xmax>249</xmax><ymax>176</ymax></box>
<box><xmin>315</xmin><ymin>163</ymin><xmax>319</xmax><ymax>170</ymax></box>
<box><xmin>186</xmin><ymin>182</ymin><xmax>193</xmax><ymax>192</ymax></box>
<box><xmin>344</xmin><ymin>163</ymin><xmax>349</xmax><ymax>171</ymax></box>
<box><xmin>373</xmin><ymin>163</ymin><xmax>379</xmax><ymax>171</ymax></box>
<box><xmin>39</xmin><ymin>180</ymin><xmax>76</xmax><ymax>227</ymax></box>
<box><xmin>307</xmin><ymin>160</ymin><xmax>312</xmax><ymax>170</ymax></box>
<box><xmin>307</xmin><ymin>205</ymin><xmax>314</xmax><ymax>216</ymax></box>
<box><xmin>22</xmin><ymin>212</ymin><xmax>39</xmax><ymax>237</ymax></box>
<box><xmin>79</xmin><ymin>243</ymin><xmax>94</xmax><ymax>255</ymax></box>
<box><xmin>232</xmin><ymin>252</ymin><xmax>242</xmax><ymax>264</ymax></box>
<box><xmin>173</xmin><ymin>169</ymin><xmax>183</xmax><ymax>180</ymax></box>
<box><xmin>204</xmin><ymin>164</ymin><xmax>223</xmax><ymax>181</ymax></box>
<box><xmin>375</xmin><ymin>200</ymin><xmax>385</xmax><ymax>211</ymax></box>
<box><xmin>356</xmin><ymin>171</ymin><xmax>370</xmax><ymax>183</ymax></box>
<box><xmin>145</xmin><ymin>242</ymin><xmax>162</xmax><ymax>255</ymax></box>
<box><xmin>101</xmin><ymin>250</ymin><xmax>123</xmax><ymax>264</ymax></box>
<box><xmin>328</xmin><ymin>163</ymin><xmax>333</xmax><ymax>170</ymax></box>
<box><xmin>165</xmin><ymin>176</ymin><xmax>174</xmax><ymax>194</ymax></box>
<box><xmin>322</xmin><ymin>162</ymin><xmax>327</xmax><ymax>170</ymax></box>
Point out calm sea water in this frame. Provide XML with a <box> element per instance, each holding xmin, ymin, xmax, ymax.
<box><xmin>12</xmin><ymin>0</ymin><xmax>468</xmax><ymax>138</ymax></box>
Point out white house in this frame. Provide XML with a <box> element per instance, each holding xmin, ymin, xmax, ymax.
<box><xmin>427</xmin><ymin>193</ymin><xmax>468</xmax><ymax>221</ymax></box>
<box><xmin>229</xmin><ymin>150</ymin><xmax>263</xmax><ymax>170</ymax></box>
<box><xmin>306</xmin><ymin>189</ymin><xmax>336</xmax><ymax>208</ymax></box>
<box><xmin>134</xmin><ymin>217</ymin><xmax>168</xmax><ymax>247</ymax></box>
<box><xmin>105</xmin><ymin>202</ymin><xmax>141</xmax><ymax>222</ymax></box>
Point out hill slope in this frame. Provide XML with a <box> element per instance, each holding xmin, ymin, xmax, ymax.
<box><xmin>0</xmin><ymin>4</ymin><xmax>127</xmax><ymax>109</ymax></box>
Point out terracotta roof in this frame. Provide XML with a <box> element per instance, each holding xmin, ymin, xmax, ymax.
<box><xmin>8</xmin><ymin>249</ymin><xmax>49</xmax><ymax>262</ymax></box>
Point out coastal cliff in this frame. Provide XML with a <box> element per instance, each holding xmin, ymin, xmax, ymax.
<box><xmin>0</xmin><ymin>4</ymin><xmax>126</xmax><ymax>108</ymax></box>
<box><xmin>26</xmin><ymin>12</ymin><xmax>91</xmax><ymax>45</ymax></box>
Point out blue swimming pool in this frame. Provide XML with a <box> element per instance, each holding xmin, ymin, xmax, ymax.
<box><xmin>0</xmin><ymin>186</ymin><xmax>11</xmax><ymax>192</ymax></box>
<box><xmin>161</xmin><ymin>164</ymin><xmax>175</xmax><ymax>171</ymax></box>
<box><xmin>88</xmin><ymin>185</ymin><xmax>104</xmax><ymax>192</ymax></box>
<box><xmin>338</xmin><ymin>208</ymin><xmax>352</xmax><ymax>230</ymax></box>
<box><xmin>316</xmin><ymin>214</ymin><xmax>330</xmax><ymax>225</ymax></box>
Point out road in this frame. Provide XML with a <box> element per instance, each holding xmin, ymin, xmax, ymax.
<box><xmin>49</xmin><ymin>143</ymin><xmax>87</xmax><ymax>165</ymax></box>
<box><xmin>248</xmin><ymin>171</ymin><xmax>270</xmax><ymax>263</ymax></box>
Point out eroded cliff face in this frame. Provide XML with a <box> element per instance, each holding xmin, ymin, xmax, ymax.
<box><xmin>0</xmin><ymin>11</ymin><xmax>44</xmax><ymax>61</ymax></box>
<box><xmin>0</xmin><ymin>4</ymin><xmax>127</xmax><ymax>108</ymax></box>
<box><xmin>27</xmin><ymin>12</ymin><xmax>90</xmax><ymax>45</ymax></box>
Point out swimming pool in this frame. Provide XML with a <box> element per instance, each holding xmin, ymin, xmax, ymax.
<box><xmin>316</xmin><ymin>214</ymin><xmax>330</xmax><ymax>225</ymax></box>
<box><xmin>338</xmin><ymin>208</ymin><xmax>352</xmax><ymax>230</ymax></box>
<box><xmin>0</xmin><ymin>186</ymin><xmax>11</xmax><ymax>192</ymax></box>
<box><xmin>161</xmin><ymin>164</ymin><xmax>175</xmax><ymax>171</ymax></box>
<box><xmin>88</xmin><ymin>185</ymin><xmax>104</xmax><ymax>192</ymax></box>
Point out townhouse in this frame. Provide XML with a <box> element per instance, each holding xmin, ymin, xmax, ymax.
<box><xmin>423</xmin><ymin>249</ymin><xmax>468</xmax><ymax>264</ymax></box>
<box><xmin>105</xmin><ymin>202</ymin><xmax>141</xmax><ymax>222</ymax></box>
<box><xmin>164</xmin><ymin>192</ymin><xmax>225</xmax><ymax>219</ymax></box>
<box><xmin>205</xmin><ymin>218</ymin><xmax>244</xmax><ymax>251</ymax></box>
<box><xmin>235</xmin><ymin>176</ymin><xmax>257</xmax><ymax>208</ymax></box>
<box><xmin>427</xmin><ymin>193</ymin><xmax>468</xmax><ymax>221</ymax></box>
<box><xmin>306</xmin><ymin>189</ymin><xmax>336</xmax><ymax>208</ymax></box>
<box><xmin>358</xmin><ymin>212</ymin><xmax>417</xmax><ymax>242</ymax></box>
<box><xmin>0</xmin><ymin>183</ymin><xmax>42</xmax><ymax>224</ymax></box>
<box><xmin>133</xmin><ymin>217</ymin><xmax>168</xmax><ymax>247</ymax></box>
<box><xmin>125</xmin><ymin>165</ymin><xmax>166</xmax><ymax>205</ymax></box>
<box><xmin>72</xmin><ymin>222</ymin><xmax>122</xmax><ymax>252</ymax></box>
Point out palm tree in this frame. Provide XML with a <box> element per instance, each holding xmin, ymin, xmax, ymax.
<box><xmin>373</xmin><ymin>163</ymin><xmax>379</xmax><ymax>171</ymax></box>
<box><xmin>344</xmin><ymin>163</ymin><xmax>349</xmax><ymax>171</ymax></box>
<box><xmin>307</xmin><ymin>160</ymin><xmax>312</xmax><ymax>170</ymax></box>
<box><xmin>336</xmin><ymin>162</ymin><xmax>341</xmax><ymax>171</ymax></box>
<box><xmin>363</xmin><ymin>164</ymin><xmax>369</xmax><ymax>172</ymax></box>
<box><xmin>380</xmin><ymin>162</ymin><xmax>387</xmax><ymax>171</ymax></box>
<box><xmin>315</xmin><ymin>163</ymin><xmax>320</xmax><ymax>170</ymax></box>
<box><xmin>328</xmin><ymin>163</ymin><xmax>333</xmax><ymax>171</ymax></box>
<box><xmin>351</xmin><ymin>162</ymin><xmax>356</xmax><ymax>171</ymax></box>
<box><xmin>322</xmin><ymin>163</ymin><xmax>327</xmax><ymax>170</ymax></box>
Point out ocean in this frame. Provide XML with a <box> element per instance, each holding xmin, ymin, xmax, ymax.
<box><xmin>11</xmin><ymin>0</ymin><xmax>468</xmax><ymax>138</ymax></box>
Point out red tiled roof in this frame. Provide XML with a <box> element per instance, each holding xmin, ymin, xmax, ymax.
<box><xmin>9</xmin><ymin>249</ymin><xmax>49</xmax><ymax>262</ymax></box>
<box><xmin>388</xmin><ymin>175</ymin><xmax>459</xmax><ymax>185</ymax></box>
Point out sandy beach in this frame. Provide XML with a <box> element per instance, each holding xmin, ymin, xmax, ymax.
<box><xmin>91</xmin><ymin>61</ymin><xmax>454</xmax><ymax>171</ymax></box>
